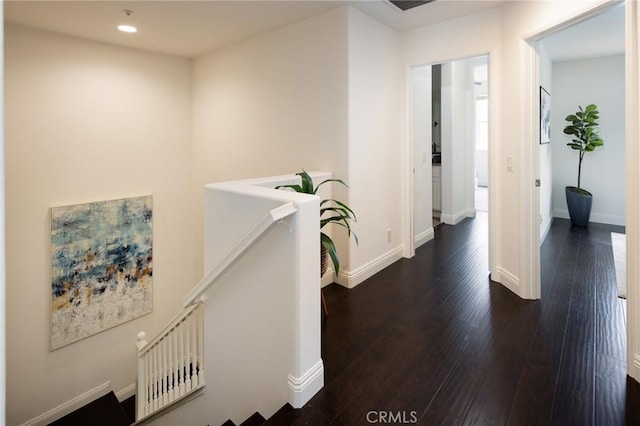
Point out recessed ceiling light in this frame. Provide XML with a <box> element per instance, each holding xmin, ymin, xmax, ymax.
<box><xmin>117</xmin><ymin>24</ymin><xmax>138</xmax><ymax>33</ymax></box>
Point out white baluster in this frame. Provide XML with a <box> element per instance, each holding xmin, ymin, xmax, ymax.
<box><xmin>178</xmin><ymin>320</ymin><xmax>185</xmax><ymax>397</ymax></box>
<box><xmin>185</xmin><ymin>315</ymin><xmax>192</xmax><ymax>391</ymax></box>
<box><xmin>160</xmin><ymin>338</ymin><xmax>166</xmax><ymax>407</ymax></box>
<box><xmin>145</xmin><ymin>352</ymin><xmax>150</xmax><ymax>416</ymax></box>
<box><xmin>197</xmin><ymin>305</ymin><xmax>205</xmax><ymax>385</ymax></box>
<box><xmin>153</xmin><ymin>344</ymin><xmax>159</xmax><ymax>412</ymax></box>
<box><xmin>136</xmin><ymin>332</ymin><xmax>147</xmax><ymax>420</ymax></box>
<box><xmin>168</xmin><ymin>326</ymin><xmax>175</xmax><ymax>402</ymax></box>
<box><xmin>190</xmin><ymin>312</ymin><xmax>198</xmax><ymax>386</ymax></box>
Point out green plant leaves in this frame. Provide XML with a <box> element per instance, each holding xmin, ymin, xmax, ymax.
<box><xmin>277</xmin><ymin>170</ymin><xmax>358</xmax><ymax>275</ymax></box>
<box><xmin>563</xmin><ymin>104</ymin><xmax>604</xmax><ymax>189</ymax></box>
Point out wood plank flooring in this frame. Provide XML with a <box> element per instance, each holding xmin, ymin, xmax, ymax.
<box><xmin>280</xmin><ymin>214</ymin><xmax>640</xmax><ymax>425</ymax></box>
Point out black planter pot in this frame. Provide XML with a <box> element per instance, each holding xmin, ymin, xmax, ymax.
<box><xmin>565</xmin><ymin>186</ymin><xmax>592</xmax><ymax>227</ymax></box>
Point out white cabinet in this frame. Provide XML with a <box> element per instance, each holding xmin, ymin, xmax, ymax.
<box><xmin>432</xmin><ymin>165</ymin><xmax>441</xmax><ymax>212</ymax></box>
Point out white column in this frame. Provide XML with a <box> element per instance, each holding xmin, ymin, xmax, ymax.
<box><xmin>287</xmin><ymin>196</ymin><xmax>324</xmax><ymax>408</ymax></box>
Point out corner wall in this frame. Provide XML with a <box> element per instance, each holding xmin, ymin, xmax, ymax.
<box><xmin>5</xmin><ymin>25</ymin><xmax>195</xmax><ymax>425</ymax></box>
<box><xmin>191</xmin><ymin>7</ymin><xmax>349</xmax><ymax>277</ymax></box>
<box><xmin>344</xmin><ymin>7</ymin><xmax>403</xmax><ymax>286</ymax></box>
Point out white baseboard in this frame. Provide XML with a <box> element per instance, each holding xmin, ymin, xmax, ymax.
<box><xmin>20</xmin><ymin>381</ymin><xmax>111</xmax><ymax>426</ymax></box>
<box><xmin>414</xmin><ymin>228</ymin><xmax>434</xmax><ymax>249</ymax></box>
<box><xmin>288</xmin><ymin>360</ymin><xmax>324</xmax><ymax>409</ymax></box>
<box><xmin>633</xmin><ymin>354</ymin><xmax>640</xmax><ymax>371</ymax></box>
<box><xmin>493</xmin><ymin>267</ymin><xmax>520</xmax><ymax>297</ymax></box>
<box><xmin>553</xmin><ymin>209</ymin><xmax>625</xmax><ymax>226</ymax></box>
<box><xmin>441</xmin><ymin>210</ymin><xmax>468</xmax><ymax>225</ymax></box>
<box><xmin>321</xmin><ymin>269</ymin><xmax>334</xmax><ymax>288</ymax></box>
<box><xmin>116</xmin><ymin>383</ymin><xmax>136</xmax><ymax>402</ymax></box>
<box><xmin>335</xmin><ymin>245</ymin><xmax>404</xmax><ymax>289</ymax></box>
<box><xmin>540</xmin><ymin>216</ymin><xmax>553</xmax><ymax>244</ymax></box>
<box><xmin>466</xmin><ymin>207</ymin><xmax>477</xmax><ymax>218</ymax></box>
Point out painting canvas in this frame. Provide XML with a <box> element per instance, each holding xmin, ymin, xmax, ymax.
<box><xmin>50</xmin><ymin>196</ymin><xmax>153</xmax><ymax>350</ymax></box>
<box><xmin>540</xmin><ymin>86</ymin><xmax>551</xmax><ymax>144</ymax></box>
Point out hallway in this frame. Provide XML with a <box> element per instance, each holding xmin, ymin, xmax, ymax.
<box><xmin>285</xmin><ymin>215</ymin><xmax>640</xmax><ymax>425</ymax></box>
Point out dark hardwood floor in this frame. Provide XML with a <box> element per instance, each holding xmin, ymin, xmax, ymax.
<box><xmin>279</xmin><ymin>213</ymin><xmax>640</xmax><ymax>425</ymax></box>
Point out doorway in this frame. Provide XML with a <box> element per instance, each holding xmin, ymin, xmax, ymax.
<box><xmin>409</xmin><ymin>55</ymin><xmax>490</xmax><ymax>255</ymax></box>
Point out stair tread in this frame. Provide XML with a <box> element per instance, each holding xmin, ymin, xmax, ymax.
<box><xmin>264</xmin><ymin>404</ymin><xmax>295</xmax><ymax>425</ymax></box>
<box><xmin>48</xmin><ymin>391</ymin><xmax>131</xmax><ymax>426</ymax></box>
<box><xmin>240</xmin><ymin>411</ymin><xmax>266</xmax><ymax>426</ymax></box>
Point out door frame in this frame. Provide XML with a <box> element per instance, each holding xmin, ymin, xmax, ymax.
<box><xmin>521</xmin><ymin>0</ymin><xmax>640</xmax><ymax>380</ymax></box>
<box><xmin>403</xmin><ymin>53</ymin><xmax>496</xmax><ymax>278</ymax></box>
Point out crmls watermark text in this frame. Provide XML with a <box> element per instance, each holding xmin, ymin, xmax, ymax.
<box><xmin>366</xmin><ymin>411</ymin><xmax>419</xmax><ymax>424</ymax></box>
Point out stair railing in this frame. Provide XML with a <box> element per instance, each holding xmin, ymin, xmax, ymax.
<box><xmin>135</xmin><ymin>201</ymin><xmax>297</xmax><ymax>421</ymax></box>
<box><xmin>136</xmin><ymin>300</ymin><xmax>205</xmax><ymax>420</ymax></box>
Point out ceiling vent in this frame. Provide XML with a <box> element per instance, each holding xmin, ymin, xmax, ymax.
<box><xmin>387</xmin><ymin>0</ymin><xmax>436</xmax><ymax>12</ymax></box>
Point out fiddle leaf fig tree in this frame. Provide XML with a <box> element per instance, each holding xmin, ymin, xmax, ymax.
<box><xmin>276</xmin><ymin>171</ymin><xmax>357</xmax><ymax>275</ymax></box>
<box><xmin>563</xmin><ymin>104</ymin><xmax>604</xmax><ymax>191</ymax></box>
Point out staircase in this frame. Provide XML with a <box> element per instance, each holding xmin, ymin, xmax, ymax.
<box><xmin>131</xmin><ymin>174</ymin><xmax>326</xmax><ymax>425</ymax></box>
<box><xmin>47</xmin><ymin>392</ymin><xmax>134</xmax><ymax>426</ymax></box>
<box><xmin>222</xmin><ymin>403</ymin><xmax>298</xmax><ymax>426</ymax></box>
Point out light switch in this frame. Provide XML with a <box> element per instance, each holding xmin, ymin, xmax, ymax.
<box><xmin>507</xmin><ymin>156</ymin><xmax>514</xmax><ymax>172</ymax></box>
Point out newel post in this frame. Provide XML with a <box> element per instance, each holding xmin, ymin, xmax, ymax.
<box><xmin>136</xmin><ymin>331</ymin><xmax>147</xmax><ymax>420</ymax></box>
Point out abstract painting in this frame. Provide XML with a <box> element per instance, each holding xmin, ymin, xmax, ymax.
<box><xmin>50</xmin><ymin>196</ymin><xmax>153</xmax><ymax>350</ymax></box>
<box><xmin>540</xmin><ymin>86</ymin><xmax>551</xmax><ymax>144</ymax></box>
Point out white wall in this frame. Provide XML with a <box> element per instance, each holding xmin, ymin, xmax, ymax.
<box><xmin>440</xmin><ymin>58</ymin><xmax>476</xmax><ymax>225</ymax></box>
<box><xmin>345</xmin><ymin>7</ymin><xmax>403</xmax><ymax>286</ymax></box>
<box><xmin>5</xmin><ymin>25</ymin><xmax>195</xmax><ymax>425</ymax></box>
<box><xmin>551</xmin><ymin>54</ymin><xmax>625</xmax><ymax>225</ymax></box>
<box><xmin>191</xmin><ymin>8</ymin><xmax>349</xmax><ymax>278</ymax></box>
<box><xmin>474</xmin><ymin>61</ymin><xmax>489</xmax><ymax>188</ymax></box>
<box><xmin>0</xmin><ymin>6</ymin><xmax>6</xmax><ymax>424</ymax></box>
<box><xmin>539</xmin><ymin>44</ymin><xmax>553</xmax><ymax>241</ymax></box>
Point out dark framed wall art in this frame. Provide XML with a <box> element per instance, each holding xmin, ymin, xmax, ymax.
<box><xmin>540</xmin><ymin>86</ymin><xmax>551</xmax><ymax>144</ymax></box>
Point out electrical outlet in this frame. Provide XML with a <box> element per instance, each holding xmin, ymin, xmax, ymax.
<box><xmin>386</xmin><ymin>228</ymin><xmax>392</xmax><ymax>243</ymax></box>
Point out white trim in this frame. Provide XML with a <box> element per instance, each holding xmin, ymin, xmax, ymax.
<box><xmin>115</xmin><ymin>383</ymin><xmax>136</xmax><ymax>402</ymax></box>
<box><xmin>540</xmin><ymin>216</ymin><xmax>553</xmax><ymax>245</ymax></box>
<box><xmin>403</xmin><ymin>66</ymin><xmax>416</xmax><ymax>259</ymax></box>
<box><xmin>520</xmin><ymin>37</ymin><xmax>542</xmax><ymax>301</ymax></box>
<box><xmin>626</xmin><ymin>0</ymin><xmax>640</xmax><ymax>382</ymax></box>
<box><xmin>414</xmin><ymin>228</ymin><xmax>434</xmax><ymax>249</ymax></box>
<box><xmin>441</xmin><ymin>209</ymin><xmax>468</xmax><ymax>225</ymax></box>
<box><xmin>321</xmin><ymin>270</ymin><xmax>335</xmax><ymax>288</ymax></box>
<box><xmin>20</xmin><ymin>381</ymin><xmax>111</xmax><ymax>426</ymax></box>
<box><xmin>288</xmin><ymin>360</ymin><xmax>324</xmax><ymax>409</ymax></box>
<box><xmin>494</xmin><ymin>267</ymin><xmax>521</xmax><ymax>296</ymax></box>
<box><xmin>522</xmin><ymin>0</ymin><xmax>621</xmax><ymax>42</ymax></box>
<box><xmin>634</xmin><ymin>354</ymin><xmax>640</xmax><ymax>371</ymax></box>
<box><xmin>335</xmin><ymin>246</ymin><xmax>404</xmax><ymax>289</ymax></box>
<box><xmin>552</xmin><ymin>209</ymin><xmax>625</xmax><ymax>227</ymax></box>
<box><xmin>466</xmin><ymin>207</ymin><xmax>477</xmax><ymax>218</ymax></box>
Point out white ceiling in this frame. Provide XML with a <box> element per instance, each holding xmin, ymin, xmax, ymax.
<box><xmin>4</xmin><ymin>0</ymin><xmax>505</xmax><ymax>58</ymax></box>
<box><xmin>541</xmin><ymin>3</ymin><xmax>625</xmax><ymax>63</ymax></box>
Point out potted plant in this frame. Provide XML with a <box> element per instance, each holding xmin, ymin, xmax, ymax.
<box><xmin>563</xmin><ymin>104</ymin><xmax>604</xmax><ymax>226</ymax></box>
<box><xmin>276</xmin><ymin>171</ymin><xmax>357</xmax><ymax>276</ymax></box>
